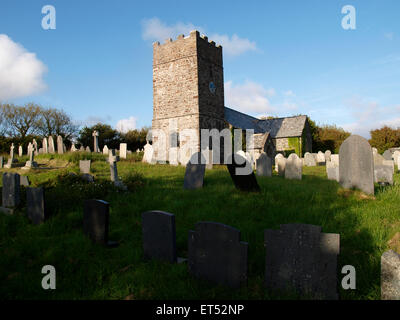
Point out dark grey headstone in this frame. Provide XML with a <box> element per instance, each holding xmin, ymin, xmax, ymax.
<box><xmin>188</xmin><ymin>221</ymin><xmax>248</xmax><ymax>288</ymax></box>
<box><xmin>83</xmin><ymin>200</ymin><xmax>117</xmax><ymax>247</ymax></box>
<box><xmin>227</xmin><ymin>153</ymin><xmax>260</xmax><ymax>192</ymax></box>
<box><xmin>264</xmin><ymin>224</ymin><xmax>340</xmax><ymax>300</ymax></box>
<box><xmin>383</xmin><ymin>150</ymin><xmax>393</xmax><ymax>160</ymax></box>
<box><xmin>2</xmin><ymin>173</ymin><xmax>20</xmax><ymax>208</ymax></box>
<box><xmin>183</xmin><ymin>152</ymin><xmax>206</xmax><ymax>189</ymax></box>
<box><xmin>256</xmin><ymin>152</ymin><xmax>272</xmax><ymax>177</ymax></box>
<box><xmin>339</xmin><ymin>135</ymin><xmax>374</xmax><ymax>195</ymax></box>
<box><xmin>142</xmin><ymin>211</ymin><xmax>176</xmax><ymax>263</ymax></box>
<box><xmin>20</xmin><ymin>176</ymin><xmax>30</xmax><ymax>187</ymax></box>
<box><xmin>79</xmin><ymin>160</ymin><xmax>91</xmax><ymax>174</ymax></box>
<box><xmin>26</xmin><ymin>187</ymin><xmax>45</xmax><ymax>225</ymax></box>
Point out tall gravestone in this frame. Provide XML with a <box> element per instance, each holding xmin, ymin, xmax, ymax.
<box><xmin>119</xmin><ymin>143</ymin><xmax>127</xmax><ymax>159</ymax></box>
<box><xmin>86</xmin><ymin>146</ymin><xmax>91</xmax><ymax>153</ymax></box>
<box><xmin>381</xmin><ymin>250</ymin><xmax>400</xmax><ymax>300</ymax></box>
<box><xmin>227</xmin><ymin>152</ymin><xmax>260</xmax><ymax>192</ymax></box>
<box><xmin>142</xmin><ymin>142</ymin><xmax>155</xmax><ymax>164</ymax></box>
<box><xmin>0</xmin><ymin>156</ymin><xmax>3</xmax><ymax>168</ymax></box>
<box><xmin>277</xmin><ymin>155</ymin><xmax>286</xmax><ymax>177</ymax></box>
<box><xmin>83</xmin><ymin>199</ymin><xmax>117</xmax><ymax>247</ymax></box>
<box><xmin>4</xmin><ymin>143</ymin><xmax>15</xmax><ymax>168</ymax></box>
<box><xmin>26</xmin><ymin>187</ymin><xmax>46</xmax><ymax>225</ymax></box>
<box><xmin>18</xmin><ymin>145</ymin><xmax>23</xmax><ymax>157</ymax></box>
<box><xmin>264</xmin><ymin>224</ymin><xmax>340</xmax><ymax>300</ymax></box>
<box><xmin>43</xmin><ymin>137</ymin><xmax>48</xmax><ymax>154</ymax></box>
<box><xmin>339</xmin><ymin>135</ymin><xmax>374</xmax><ymax>195</ymax></box>
<box><xmin>183</xmin><ymin>152</ymin><xmax>206</xmax><ymax>190</ymax></box>
<box><xmin>256</xmin><ymin>152</ymin><xmax>272</xmax><ymax>177</ymax></box>
<box><xmin>325</xmin><ymin>150</ymin><xmax>332</xmax><ymax>162</ymax></box>
<box><xmin>2</xmin><ymin>173</ymin><xmax>20</xmax><ymax>209</ymax></box>
<box><xmin>188</xmin><ymin>222</ymin><xmax>248</xmax><ymax>288</ymax></box>
<box><xmin>48</xmin><ymin>136</ymin><xmax>55</xmax><ymax>154</ymax></box>
<box><xmin>57</xmin><ymin>135</ymin><xmax>64</xmax><ymax>154</ymax></box>
<box><xmin>142</xmin><ymin>211</ymin><xmax>177</xmax><ymax>263</ymax></box>
<box><xmin>108</xmin><ymin>150</ymin><xmax>119</xmax><ymax>182</ymax></box>
<box><xmin>92</xmin><ymin>130</ymin><xmax>99</xmax><ymax>153</ymax></box>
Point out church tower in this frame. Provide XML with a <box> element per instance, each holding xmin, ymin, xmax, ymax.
<box><xmin>152</xmin><ymin>30</ymin><xmax>226</xmax><ymax>163</ymax></box>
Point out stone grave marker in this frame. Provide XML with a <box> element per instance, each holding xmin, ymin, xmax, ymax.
<box><xmin>339</xmin><ymin>135</ymin><xmax>374</xmax><ymax>195</ymax></box>
<box><xmin>4</xmin><ymin>143</ymin><xmax>16</xmax><ymax>168</ymax></box>
<box><xmin>383</xmin><ymin>150</ymin><xmax>393</xmax><ymax>160</ymax></box>
<box><xmin>23</xmin><ymin>148</ymin><xmax>38</xmax><ymax>169</ymax></box>
<box><xmin>304</xmin><ymin>152</ymin><xmax>316</xmax><ymax>166</ymax></box>
<box><xmin>86</xmin><ymin>146</ymin><xmax>91</xmax><ymax>153</ymax></box>
<box><xmin>188</xmin><ymin>221</ymin><xmax>248</xmax><ymax>288</ymax></box>
<box><xmin>276</xmin><ymin>155</ymin><xmax>286</xmax><ymax>177</ymax></box>
<box><xmin>393</xmin><ymin>151</ymin><xmax>400</xmax><ymax>166</ymax></box>
<box><xmin>381</xmin><ymin>250</ymin><xmax>400</xmax><ymax>300</ymax></box>
<box><xmin>71</xmin><ymin>144</ymin><xmax>77</xmax><ymax>152</ymax></box>
<box><xmin>142</xmin><ymin>142</ymin><xmax>155</xmax><ymax>164</ymax></box>
<box><xmin>285</xmin><ymin>153</ymin><xmax>302</xmax><ymax>180</ymax></box>
<box><xmin>325</xmin><ymin>150</ymin><xmax>332</xmax><ymax>162</ymax></box>
<box><xmin>26</xmin><ymin>187</ymin><xmax>46</xmax><ymax>225</ymax></box>
<box><xmin>92</xmin><ymin>130</ymin><xmax>99</xmax><ymax>153</ymax></box>
<box><xmin>331</xmin><ymin>154</ymin><xmax>339</xmax><ymax>167</ymax></box>
<box><xmin>103</xmin><ymin>145</ymin><xmax>109</xmax><ymax>155</ymax></box>
<box><xmin>183</xmin><ymin>152</ymin><xmax>206</xmax><ymax>190</ymax></box>
<box><xmin>142</xmin><ymin>211</ymin><xmax>177</xmax><ymax>263</ymax></box>
<box><xmin>83</xmin><ymin>199</ymin><xmax>117</xmax><ymax>247</ymax></box>
<box><xmin>57</xmin><ymin>135</ymin><xmax>64</xmax><ymax>154</ymax></box>
<box><xmin>18</xmin><ymin>145</ymin><xmax>23</xmax><ymax>157</ymax></box>
<box><xmin>382</xmin><ymin>160</ymin><xmax>395</xmax><ymax>174</ymax></box>
<box><xmin>264</xmin><ymin>224</ymin><xmax>340</xmax><ymax>300</ymax></box>
<box><xmin>374</xmin><ymin>165</ymin><xmax>393</xmax><ymax>185</ymax></box>
<box><xmin>256</xmin><ymin>152</ymin><xmax>272</xmax><ymax>177</ymax></box>
<box><xmin>43</xmin><ymin>137</ymin><xmax>48</xmax><ymax>154</ymax></box>
<box><xmin>48</xmin><ymin>136</ymin><xmax>55</xmax><ymax>154</ymax></box>
<box><xmin>1</xmin><ymin>173</ymin><xmax>20</xmax><ymax>213</ymax></box>
<box><xmin>119</xmin><ymin>143</ymin><xmax>127</xmax><ymax>159</ymax></box>
<box><xmin>316</xmin><ymin>151</ymin><xmax>325</xmax><ymax>165</ymax></box>
<box><xmin>79</xmin><ymin>160</ymin><xmax>91</xmax><ymax>174</ymax></box>
<box><xmin>0</xmin><ymin>156</ymin><xmax>3</xmax><ymax>168</ymax></box>
<box><xmin>326</xmin><ymin>161</ymin><xmax>339</xmax><ymax>182</ymax></box>
<box><xmin>20</xmin><ymin>175</ymin><xmax>30</xmax><ymax>187</ymax></box>
<box><xmin>227</xmin><ymin>152</ymin><xmax>260</xmax><ymax>192</ymax></box>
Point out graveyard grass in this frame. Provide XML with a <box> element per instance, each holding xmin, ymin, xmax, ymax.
<box><xmin>1</xmin><ymin>153</ymin><xmax>400</xmax><ymax>300</ymax></box>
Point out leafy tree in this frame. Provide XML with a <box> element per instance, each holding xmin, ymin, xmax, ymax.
<box><xmin>37</xmin><ymin>107</ymin><xmax>79</xmax><ymax>140</ymax></box>
<box><xmin>369</xmin><ymin>126</ymin><xmax>400</xmax><ymax>154</ymax></box>
<box><xmin>77</xmin><ymin>123</ymin><xmax>121</xmax><ymax>150</ymax></box>
<box><xmin>122</xmin><ymin>127</ymin><xmax>150</xmax><ymax>151</ymax></box>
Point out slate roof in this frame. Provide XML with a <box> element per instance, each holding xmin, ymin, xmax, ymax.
<box><xmin>224</xmin><ymin>107</ymin><xmax>307</xmax><ymax>138</ymax></box>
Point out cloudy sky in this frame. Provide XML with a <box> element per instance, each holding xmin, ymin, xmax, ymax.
<box><xmin>0</xmin><ymin>0</ymin><xmax>399</xmax><ymax>138</ymax></box>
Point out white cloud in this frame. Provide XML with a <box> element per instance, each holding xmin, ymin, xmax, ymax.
<box><xmin>225</xmin><ymin>80</ymin><xmax>273</xmax><ymax>113</ymax></box>
<box><xmin>384</xmin><ymin>32</ymin><xmax>394</xmax><ymax>40</ymax></box>
<box><xmin>284</xmin><ymin>90</ymin><xmax>295</xmax><ymax>97</ymax></box>
<box><xmin>116</xmin><ymin>116</ymin><xmax>137</xmax><ymax>133</ymax></box>
<box><xmin>0</xmin><ymin>34</ymin><xmax>47</xmax><ymax>100</ymax></box>
<box><xmin>141</xmin><ymin>18</ymin><xmax>257</xmax><ymax>56</ymax></box>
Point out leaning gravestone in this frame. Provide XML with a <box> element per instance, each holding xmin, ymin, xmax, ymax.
<box><xmin>227</xmin><ymin>152</ymin><xmax>260</xmax><ymax>192</ymax></box>
<box><xmin>304</xmin><ymin>152</ymin><xmax>316</xmax><ymax>166</ymax></box>
<box><xmin>79</xmin><ymin>160</ymin><xmax>91</xmax><ymax>174</ymax></box>
<box><xmin>285</xmin><ymin>154</ymin><xmax>302</xmax><ymax>180</ymax></box>
<box><xmin>264</xmin><ymin>224</ymin><xmax>340</xmax><ymax>300</ymax></box>
<box><xmin>383</xmin><ymin>150</ymin><xmax>393</xmax><ymax>160</ymax></box>
<box><xmin>119</xmin><ymin>143</ymin><xmax>127</xmax><ymax>159</ymax></box>
<box><xmin>83</xmin><ymin>199</ymin><xmax>117</xmax><ymax>247</ymax></box>
<box><xmin>183</xmin><ymin>152</ymin><xmax>206</xmax><ymax>190</ymax></box>
<box><xmin>26</xmin><ymin>187</ymin><xmax>46</xmax><ymax>225</ymax></box>
<box><xmin>1</xmin><ymin>173</ymin><xmax>20</xmax><ymax>210</ymax></box>
<box><xmin>142</xmin><ymin>211</ymin><xmax>177</xmax><ymax>263</ymax></box>
<box><xmin>381</xmin><ymin>250</ymin><xmax>400</xmax><ymax>300</ymax></box>
<box><xmin>188</xmin><ymin>221</ymin><xmax>248</xmax><ymax>288</ymax></box>
<box><xmin>256</xmin><ymin>152</ymin><xmax>272</xmax><ymax>177</ymax></box>
<box><xmin>339</xmin><ymin>135</ymin><xmax>374</xmax><ymax>195</ymax></box>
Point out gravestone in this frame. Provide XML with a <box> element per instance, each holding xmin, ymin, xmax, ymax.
<box><xmin>383</xmin><ymin>150</ymin><xmax>392</xmax><ymax>160</ymax></box>
<box><xmin>142</xmin><ymin>211</ymin><xmax>177</xmax><ymax>263</ymax></box>
<box><xmin>325</xmin><ymin>150</ymin><xmax>332</xmax><ymax>162</ymax></box>
<box><xmin>304</xmin><ymin>152</ymin><xmax>316</xmax><ymax>166</ymax></box>
<box><xmin>227</xmin><ymin>152</ymin><xmax>260</xmax><ymax>192</ymax></box>
<box><xmin>33</xmin><ymin>139</ymin><xmax>38</xmax><ymax>155</ymax></box>
<box><xmin>339</xmin><ymin>135</ymin><xmax>374</xmax><ymax>195</ymax></box>
<box><xmin>331</xmin><ymin>154</ymin><xmax>339</xmax><ymax>167</ymax></box>
<box><xmin>18</xmin><ymin>145</ymin><xmax>23</xmax><ymax>157</ymax></box>
<box><xmin>326</xmin><ymin>161</ymin><xmax>339</xmax><ymax>182</ymax></box>
<box><xmin>374</xmin><ymin>153</ymin><xmax>385</xmax><ymax>166</ymax></box>
<box><xmin>103</xmin><ymin>145</ymin><xmax>109</xmax><ymax>155</ymax></box>
<box><xmin>381</xmin><ymin>250</ymin><xmax>400</xmax><ymax>300</ymax></box>
<box><xmin>393</xmin><ymin>151</ymin><xmax>400</xmax><ymax>166</ymax></box>
<box><xmin>92</xmin><ymin>130</ymin><xmax>100</xmax><ymax>153</ymax></box>
<box><xmin>79</xmin><ymin>146</ymin><xmax>85</xmax><ymax>152</ymax></box>
<box><xmin>85</xmin><ymin>146</ymin><xmax>91</xmax><ymax>153</ymax></box>
<box><xmin>382</xmin><ymin>160</ymin><xmax>395</xmax><ymax>174</ymax></box>
<box><xmin>183</xmin><ymin>152</ymin><xmax>206</xmax><ymax>190</ymax></box>
<box><xmin>285</xmin><ymin>154</ymin><xmax>302</xmax><ymax>180</ymax></box>
<box><xmin>374</xmin><ymin>165</ymin><xmax>393</xmax><ymax>185</ymax></box>
<box><xmin>2</xmin><ymin>173</ymin><xmax>20</xmax><ymax>209</ymax></box>
<box><xmin>26</xmin><ymin>187</ymin><xmax>46</xmax><ymax>225</ymax></box>
<box><xmin>4</xmin><ymin>143</ymin><xmax>16</xmax><ymax>168</ymax></box>
<box><xmin>48</xmin><ymin>136</ymin><xmax>55</xmax><ymax>154</ymax></box>
<box><xmin>108</xmin><ymin>150</ymin><xmax>126</xmax><ymax>190</ymax></box>
<box><xmin>316</xmin><ymin>151</ymin><xmax>325</xmax><ymax>165</ymax></box>
<box><xmin>71</xmin><ymin>144</ymin><xmax>77</xmax><ymax>152</ymax></box>
<box><xmin>83</xmin><ymin>199</ymin><xmax>117</xmax><ymax>247</ymax></box>
<box><xmin>256</xmin><ymin>152</ymin><xmax>272</xmax><ymax>177</ymax></box>
<box><xmin>0</xmin><ymin>156</ymin><xmax>3</xmax><ymax>168</ymax></box>
<box><xmin>20</xmin><ymin>175</ymin><xmax>30</xmax><ymax>187</ymax></box>
<box><xmin>264</xmin><ymin>224</ymin><xmax>340</xmax><ymax>300</ymax></box>
<box><xmin>43</xmin><ymin>138</ymin><xmax>48</xmax><ymax>154</ymax></box>
<box><xmin>27</xmin><ymin>142</ymin><xmax>33</xmax><ymax>156</ymax></box>
<box><xmin>119</xmin><ymin>143</ymin><xmax>127</xmax><ymax>159</ymax></box>
<box><xmin>57</xmin><ymin>135</ymin><xmax>64</xmax><ymax>154</ymax></box>
<box><xmin>79</xmin><ymin>160</ymin><xmax>91</xmax><ymax>174</ymax></box>
<box><xmin>142</xmin><ymin>142</ymin><xmax>155</xmax><ymax>164</ymax></box>
<box><xmin>188</xmin><ymin>221</ymin><xmax>248</xmax><ymax>288</ymax></box>
<box><xmin>23</xmin><ymin>148</ymin><xmax>38</xmax><ymax>169</ymax></box>
<box><xmin>277</xmin><ymin>155</ymin><xmax>286</xmax><ymax>177</ymax></box>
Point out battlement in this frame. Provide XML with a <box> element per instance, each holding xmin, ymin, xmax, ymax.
<box><xmin>153</xmin><ymin>30</ymin><xmax>223</xmax><ymax>66</ymax></box>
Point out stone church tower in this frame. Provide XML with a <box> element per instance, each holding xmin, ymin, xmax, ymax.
<box><xmin>152</xmin><ymin>30</ymin><xmax>226</xmax><ymax>163</ymax></box>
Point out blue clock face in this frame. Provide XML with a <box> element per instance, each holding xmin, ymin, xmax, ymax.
<box><xmin>209</xmin><ymin>82</ymin><xmax>216</xmax><ymax>94</ymax></box>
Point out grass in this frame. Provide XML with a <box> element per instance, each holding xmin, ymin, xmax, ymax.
<box><xmin>0</xmin><ymin>153</ymin><xmax>399</xmax><ymax>300</ymax></box>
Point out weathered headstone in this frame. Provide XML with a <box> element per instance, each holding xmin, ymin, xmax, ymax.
<box><xmin>383</xmin><ymin>150</ymin><xmax>393</xmax><ymax>160</ymax></box>
<box><xmin>103</xmin><ymin>145</ymin><xmax>109</xmax><ymax>155</ymax></box>
<box><xmin>2</xmin><ymin>173</ymin><xmax>20</xmax><ymax>209</ymax></box>
<box><xmin>43</xmin><ymin>137</ymin><xmax>48</xmax><ymax>154</ymax></box>
<box><xmin>26</xmin><ymin>187</ymin><xmax>46</xmax><ymax>225</ymax></box>
<box><xmin>264</xmin><ymin>224</ymin><xmax>340</xmax><ymax>300</ymax></box>
<box><xmin>256</xmin><ymin>152</ymin><xmax>272</xmax><ymax>177</ymax></box>
<box><xmin>339</xmin><ymin>135</ymin><xmax>374</xmax><ymax>195</ymax></box>
<box><xmin>108</xmin><ymin>150</ymin><xmax>119</xmax><ymax>182</ymax></box>
<box><xmin>48</xmin><ymin>136</ymin><xmax>55</xmax><ymax>154</ymax></box>
<box><xmin>85</xmin><ymin>146</ymin><xmax>91</xmax><ymax>153</ymax></box>
<box><xmin>71</xmin><ymin>144</ymin><xmax>77</xmax><ymax>152</ymax></box>
<box><xmin>4</xmin><ymin>143</ymin><xmax>16</xmax><ymax>168</ymax></box>
<box><xmin>18</xmin><ymin>145</ymin><xmax>23</xmax><ymax>157</ymax></box>
<box><xmin>382</xmin><ymin>160</ymin><xmax>395</xmax><ymax>174</ymax></box>
<box><xmin>20</xmin><ymin>175</ymin><xmax>30</xmax><ymax>187</ymax></box>
<box><xmin>316</xmin><ymin>151</ymin><xmax>325</xmax><ymax>165</ymax></box>
<box><xmin>276</xmin><ymin>155</ymin><xmax>286</xmax><ymax>177</ymax></box>
<box><xmin>331</xmin><ymin>154</ymin><xmax>339</xmax><ymax>167</ymax></box>
<box><xmin>227</xmin><ymin>152</ymin><xmax>260</xmax><ymax>192</ymax></box>
<box><xmin>142</xmin><ymin>142</ymin><xmax>155</xmax><ymax>164</ymax></box>
<box><xmin>183</xmin><ymin>152</ymin><xmax>206</xmax><ymax>190</ymax></box>
<box><xmin>325</xmin><ymin>150</ymin><xmax>332</xmax><ymax>162</ymax></box>
<box><xmin>119</xmin><ymin>143</ymin><xmax>127</xmax><ymax>159</ymax></box>
<box><xmin>142</xmin><ymin>211</ymin><xmax>177</xmax><ymax>263</ymax></box>
<box><xmin>381</xmin><ymin>250</ymin><xmax>400</xmax><ymax>300</ymax></box>
<box><xmin>285</xmin><ymin>154</ymin><xmax>302</xmax><ymax>180</ymax></box>
<box><xmin>83</xmin><ymin>199</ymin><xmax>117</xmax><ymax>247</ymax></box>
<box><xmin>304</xmin><ymin>152</ymin><xmax>316</xmax><ymax>166</ymax></box>
<box><xmin>57</xmin><ymin>135</ymin><xmax>64</xmax><ymax>154</ymax></box>
<box><xmin>374</xmin><ymin>165</ymin><xmax>393</xmax><ymax>185</ymax></box>
<box><xmin>79</xmin><ymin>146</ymin><xmax>85</xmax><ymax>152</ymax></box>
<box><xmin>188</xmin><ymin>222</ymin><xmax>248</xmax><ymax>288</ymax></box>
<box><xmin>92</xmin><ymin>130</ymin><xmax>100</xmax><ymax>153</ymax></box>
<box><xmin>374</xmin><ymin>153</ymin><xmax>385</xmax><ymax>166</ymax></box>
<box><xmin>79</xmin><ymin>160</ymin><xmax>91</xmax><ymax>174</ymax></box>
<box><xmin>23</xmin><ymin>148</ymin><xmax>38</xmax><ymax>169</ymax></box>
<box><xmin>326</xmin><ymin>161</ymin><xmax>339</xmax><ymax>182</ymax></box>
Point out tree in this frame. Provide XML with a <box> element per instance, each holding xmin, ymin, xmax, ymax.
<box><xmin>37</xmin><ymin>107</ymin><xmax>79</xmax><ymax>140</ymax></box>
<box><xmin>369</xmin><ymin>126</ymin><xmax>400</xmax><ymax>153</ymax></box>
<box><xmin>122</xmin><ymin>127</ymin><xmax>150</xmax><ymax>151</ymax></box>
<box><xmin>77</xmin><ymin>123</ymin><xmax>121</xmax><ymax>149</ymax></box>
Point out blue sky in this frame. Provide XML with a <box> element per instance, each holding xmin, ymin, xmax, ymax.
<box><xmin>0</xmin><ymin>0</ymin><xmax>399</xmax><ymax>138</ymax></box>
